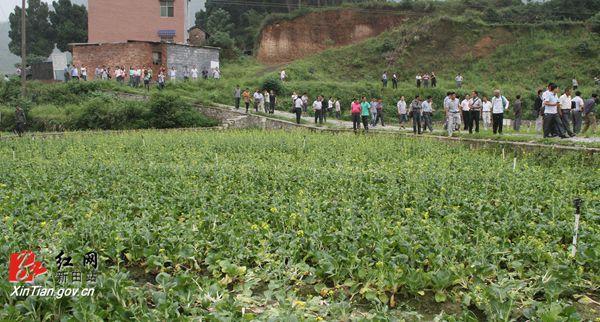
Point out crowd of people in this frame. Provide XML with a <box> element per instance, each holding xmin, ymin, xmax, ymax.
<box><xmin>62</xmin><ymin>64</ymin><xmax>221</xmax><ymax>91</ymax></box>
<box><xmin>232</xmin><ymin>83</ymin><xmax>598</xmax><ymax>137</ymax></box>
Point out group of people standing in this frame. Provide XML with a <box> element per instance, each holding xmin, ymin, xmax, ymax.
<box><xmin>62</xmin><ymin>64</ymin><xmax>220</xmax><ymax>91</ymax></box>
<box><xmin>535</xmin><ymin>84</ymin><xmax>598</xmax><ymax>138</ymax></box>
<box><xmin>234</xmin><ymin>86</ymin><xmax>278</xmax><ymax>115</ymax></box>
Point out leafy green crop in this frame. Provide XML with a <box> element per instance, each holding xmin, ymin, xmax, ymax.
<box><xmin>0</xmin><ymin>130</ymin><xmax>598</xmax><ymax>320</ymax></box>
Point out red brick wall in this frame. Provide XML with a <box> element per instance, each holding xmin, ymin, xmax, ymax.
<box><xmin>89</xmin><ymin>0</ymin><xmax>186</xmax><ymax>44</ymax></box>
<box><xmin>72</xmin><ymin>42</ymin><xmax>167</xmax><ymax>80</ymax></box>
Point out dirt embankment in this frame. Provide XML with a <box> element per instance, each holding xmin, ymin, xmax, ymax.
<box><xmin>257</xmin><ymin>10</ymin><xmax>408</xmax><ymax>64</ymax></box>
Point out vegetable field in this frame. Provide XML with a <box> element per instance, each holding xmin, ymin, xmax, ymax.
<box><xmin>1</xmin><ymin>130</ymin><xmax>599</xmax><ymax>321</ymax></box>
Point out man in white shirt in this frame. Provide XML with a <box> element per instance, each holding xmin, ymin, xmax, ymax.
<box><xmin>301</xmin><ymin>93</ymin><xmax>308</xmax><ymax>113</ymax></box>
<box><xmin>542</xmin><ymin>83</ymin><xmax>566</xmax><ymax>138</ymax></box>
<box><xmin>397</xmin><ymin>96</ymin><xmax>407</xmax><ymax>129</ymax></box>
<box><xmin>460</xmin><ymin>94</ymin><xmax>471</xmax><ymax>131</ymax></box>
<box><xmin>169</xmin><ymin>67</ymin><xmax>177</xmax><ymax>82</ymax></box>
<box><xmin>491</xmin><ymin>90</ymin><xmax>509</xmax><ymax>134</ymax></box>
<box><xmin>81</xmin><ymin>66</ymin><xmax>87</xmax><ymax>81</ymax></box>
<box><xmin>294</xmin><ymin>95</ymin><xmax>303</xmax><ymax>124</ymax></box>
<box><xmin>253</xmin><ymin>89</ymin><xmax>262</xmax><ymax>112</ymax></box>
<box><xmin>416</xmin><ymin>74</ymin><xmax>422</xmax><ymax>88</ymax></box>
<box><xmin>191</xmin><ymin>66</ymin><xmax>199</xmax><ymax>80</ymax></box>
<box><xmin>469</xmin><ymin>91</ymin><xmax>482</xmax><ymax>133</ymax></box>
<box><xmin>455</xmin><ymin>74</ymin><xmax>463</xmax><ymax>88</ymax></box>
<box><xmin>313</xmin><ymin>96</ymin><xmax>324</xmax><ymax>124</ymax></box>
<box><xmin>572</xmin><ymin>91</ymin><xmax>585</xmax><ymax>133</ymax></box>
<box><xmin>263</xmin><ymin>90</ymin><xmax>270</xmax><ymax>113</ymax></box>
<box><xmin>558</xmin><ymin>88</ymin><xmax>575</xmax><ymax>137</ymax></box>
<box><xmin>334</xmin><ymin>98</ymin><xmax>341</xmax><ymax>119</ymax></box>
<box><xmin>481</xmin><ymin>96</ymin><xmax>492</xmax><ymax>131</ymax></box>
<box><xmin>421</xmin><ymin>96</ymin><xmax>434</xmax><ymax>133</ymax></box>
<box><xmin>71</xmin><ymin>65</ymin><xmax>80</xmax><ymax>81</ymax></box>
<box><xmin>280</xmin><ymin>70</ymin><xmax>286</xmax><ymax>82</ymax></box>
<box><xmin>444</xmin><ymin>92</ymin><xmax>461</xmax><ymax>136</ymax></box>
<box><xmin>327</xmin><ymin>97</ymin><xmax>334</xmax><ymax>118</ymax></box>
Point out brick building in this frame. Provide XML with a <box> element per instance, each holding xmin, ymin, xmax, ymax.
<box><xmin>89</xmin><ymin>0</ymin><xmax>189</xmax><ymax>44</ymax></box>
<box><xmin>72</xmin><ymin>41</ymin><xmax>220</xmax><ymax>81</ymax></box>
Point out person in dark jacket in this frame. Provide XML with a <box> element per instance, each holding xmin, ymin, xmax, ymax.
<box><xmin>15</xmin><ymin>106</ymin><xmax>26</xmax><ymax>137</ymax></box>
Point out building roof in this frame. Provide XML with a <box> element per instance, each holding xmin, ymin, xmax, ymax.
<box><xmin>69</xmin><ymin>40</ymin><xmax>220</xmax><ymax>50</ymax></box>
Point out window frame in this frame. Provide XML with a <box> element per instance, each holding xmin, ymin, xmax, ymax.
<box><xmin>160</xmin><ymin>0</ymin><xmax>174</xmax><ymax>18</ymax></box>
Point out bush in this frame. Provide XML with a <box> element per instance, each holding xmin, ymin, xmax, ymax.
<box><xmin>590</xmin><ymin>12</ymin><xmax>600</xmax><ymax>33</ymax></box>
<box><xmin>147</xmin><ymin>93</ymin><xmax>218</xmax><ymax>129</ymax></box>
<box><xmin>261</xmin><ymin>77</ymin><xmax>285</xmax><ymax>95</ymax></box>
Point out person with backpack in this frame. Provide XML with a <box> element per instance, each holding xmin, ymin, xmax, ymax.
<box><xmin>294</xmin><ymin>95</ymin><xmax>304</xmax><ymax>124</ymax></box>
<box><xmin>410</xmin><ymin>95</ymin><xmax>423</xmax><ymax>134</ymax></box>
<box><xmin>351</xmin><ymin>98</ymin><xmax>362</xmax><ymax>132</ymax></box>
<box><xmin>491</xmin><ymin>90</ymin><xmax>509</xmax><ymax>134</ymax></box>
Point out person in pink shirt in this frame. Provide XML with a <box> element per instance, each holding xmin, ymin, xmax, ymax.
<box><xmin>350</xmin><ymin>98</ymin><xmax>362</xmax><ymax>132</ymax></box>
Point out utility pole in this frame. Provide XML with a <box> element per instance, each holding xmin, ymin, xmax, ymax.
<box><xmin>20</xmin><ymin>0</ymin><xmax>27</xmax><ymax>98</ymax></box>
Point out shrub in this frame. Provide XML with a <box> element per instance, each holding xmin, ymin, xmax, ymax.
<box><xmin>147</xmin><ymin>93</ymin><xmax>218</xmax><ymax>129</ymax></box>
<box><xmin>261</xmin><ymin>77</ymin><xmax>285</xmax><ymax>95</ymax></box>
<box><xmin>590</xmin><ymin>12</ymin><xmax>600</xmax><ymax>33</ymax></box>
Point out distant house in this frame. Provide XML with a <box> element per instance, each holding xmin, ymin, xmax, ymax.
<box><xmin>74</xmin><ymin>0</ymin><xmax>219</xmax><ymax>80</ymax></box>
<box><xmin>188</xmin><ymin>27</ymin><xmax>210</xmax><ymax>47</ymax></box>
<box><xmin>88</xmin><ymin>0</ymin><xmax>189</xmax><ymax>44</ymax></box>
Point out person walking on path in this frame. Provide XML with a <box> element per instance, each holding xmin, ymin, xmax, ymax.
<box><xmin>445</xmin><ymin>92</ymin><xmax>461</xmax><ymax>136</ymax></box>
<box><xmin>14</xmin><ymin>106</ymin><xmax>26</xmax><ymax>137</ymax></box>
<box><xmin>335</xmin><ymin>98</ymin><xmax>341</xmax><ymax>119</ymax></box>
<box><xmin>242</xmin><ymin>88</ymin><xmax>251</xmax><ymax>113</ymax></box>
<box><xmin>234</xmin><ymin>86</ymin><xmax>241</xmax><ymax>110</ymax></box>
<box><xmin>370</xmin><ymin>98</ymin><xmax>378</xmax><ymax>127</ymax></box>
<box><xmin>313</xmin><ymin>96</ymin><xmax>324</xmax><ymax>124</ymax></box>
<box><xmin>431</xmin><ymin>72</ymin><xmax>437</xmax><ymax>87</ymax></box>
<box><xmin>481</xmin><ymin>96</ymin><xmax>492</xmax><ymax>131</ymax></box>
<box><xmin>542</xmin><ymin>83</ymin><xmax>566</xmax><ymax>138</ymax></box>
<box><xmin>416</xmin><ymin>74</ymin><xmax>422</xmax><ymax>88</ymax></box>
<box><xmin>455</xmin><ymin>73</ymin><xmax>463</xmax><ymax>88</ymax></box>
<box><xmin>534</xmin><ymin>89</ymin><xmax>544</xmax><ymax>132</ymax></box>
<box><xmin>469</xmin><ymin>91</ymin><xmax>482</xmax><ymax>133</ymax></box>
<box><xmin>392</xmin><ymin>73</ymin><xmax>398</xmax><ymax>89</ymax></box>
<box><xmin>410</xmin><ymin>95</ymin><xmax>423</xmax><ymax>134</ymax></box>
<box><xmin>512</xmin><ymin>95</ymin><xmax>523</xmax><ymax>131</ymax></box>
<box><xmin>374</xmin><ymin>98</ymin><xmax>385</xmax><ymax>127</ymax></box>
<box><xmin>301</xmin><ymin>93</ymin><xmax>309</xmax><ymax>114</ymax></box>
<box><xmin>397</xmin><ymin>96</ymin><xmax>407</xmax><ymax>129</ymax></box>
<box><xmin>294</xmin><ymin>95</ymin><xmax>304</xmax><ymax>124</ymax></box>
<box><xmin>460</xmin><ymin>94</ymin><xmax>471</xmax><ymax>131</ymax></box>
<box><xmin>360</xmin><ymin>97</ymin><xmax>371</xmax><ymax>133</ymax></box>
<box><xmin>491</xmin><ymin>90</ymin><xmax>509</xmax><ymax>135</ymax></box>
<box><xmin>351</xmin><ymin>98</ymin><xmax>362</xmax><ymax>132</ymax></box>
<box><xmin>382</xmin><ymin>71</ymin><xmax>388</xmax><ymax>88</ymax></box>
<box><xmin>422</xmin><ymin>96</ymin><xmax>434</xmax><ymax>133</ymax></box>
<box><xmin>572</xmin><ymin>91</ymin><xmax>584</xmax><ymax>133</ymax></box>
<box><xmin>559</xmin><ymin>88</ymin><xmax>575</xmax><ymax>137</ymax></box>
<box><xmin>252</xmin><ymin>89</ymin><xmax>261</xmax><ymax>113</ymax></box>
<box><xmin>269</xmin><ymin>90</ymin><xmax>276</xmax><ymax>114</ymax></box>
<box><xmin>263</xmin><ymin>90</ymin><xmax>270</xmax><ymax>113</ymax></box>
<box><xmin>572</xmin><ymin>78</ymin><xmax>579</xmax><ymax>90</ymax></box>
<box><xmin>582</xmin><ymin>94</ymin><xmax>598</xmax><ymax>134</ymax></box>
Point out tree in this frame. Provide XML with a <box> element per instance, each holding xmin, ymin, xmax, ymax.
<box><xmin>8</xmin><ymin>0</ymin><xmax>54</xmax><ymax>58</ymax></box>
<box><xmin>49</xmin><ymin>0</ymin><xmax>88</xmax><ymax>52</ymax></box>
<box><xmin>205</xmin><ymin>8</ymin><xmax>234</xmax><ymax>35</ymax></box>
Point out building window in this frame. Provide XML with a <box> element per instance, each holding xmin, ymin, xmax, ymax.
<box><xmin>152</xmin><ymin>52</ymin><xmax>162</xmax><ymax>65</ymax></box>
<box><xmin>160</xmin><ymin>0</ymin><xmax>174</xmax><ymax>17</ymax></box>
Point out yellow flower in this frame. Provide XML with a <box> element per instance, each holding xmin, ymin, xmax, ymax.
<box><xmin>40</xmin><ymin>221</ymin><xmax>47</xmax><ymax>228</ymax></box>
<box><xmin>292</xmin><ymin>300</ymin><xmax>305</xmax><ymax>308</ymax></box>
<box><xmin>251</xmin><ymin>224</ymin><xmax>259</xmax><ymax>231</ymax></box>
<box><xmin>270</xmin><ymin>207</ymin><xmax>278</xmax><ymax>213</ymax></box>
<box><xmin>296</xmin><ymin>230</ymin><xmax>304</xmax><ymax>237</ymax></box>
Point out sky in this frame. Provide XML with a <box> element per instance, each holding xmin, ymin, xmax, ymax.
<box><xmin>0</xmin><ymin>0</ymin><xmax>206</xmax><ymax>25</ymax></box>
